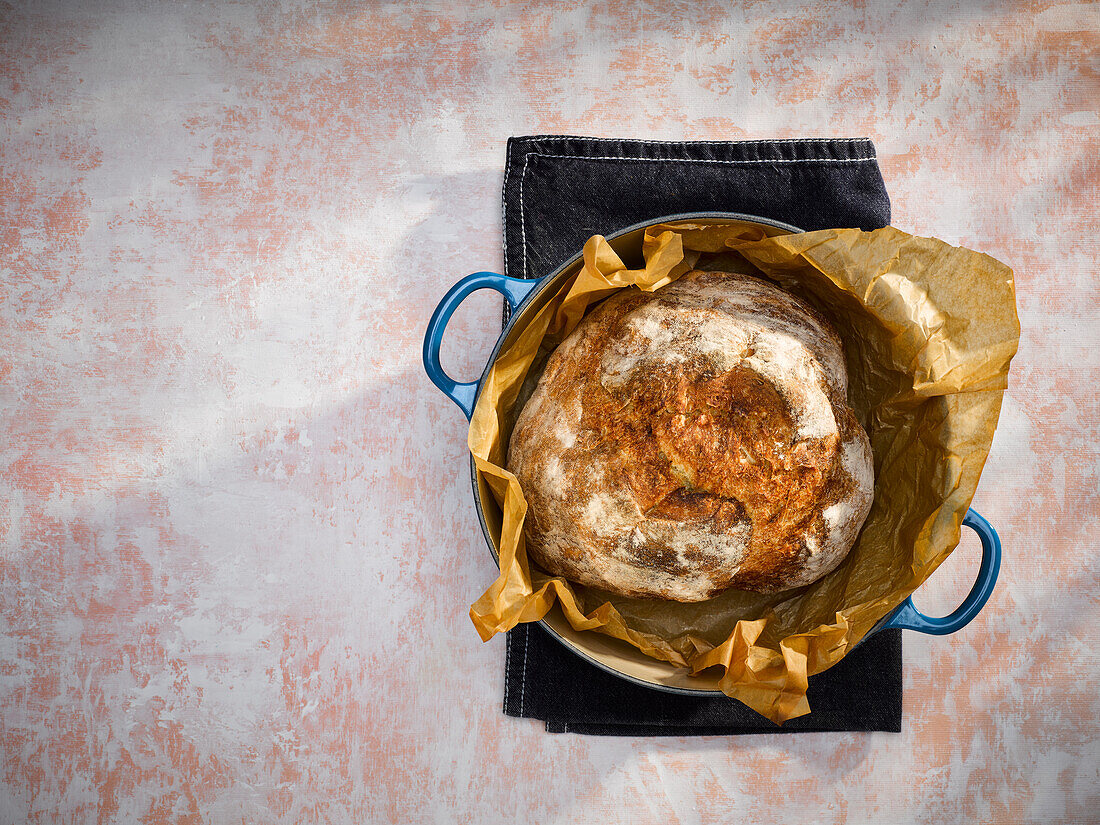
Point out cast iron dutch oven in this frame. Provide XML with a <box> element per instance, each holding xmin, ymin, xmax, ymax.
<box><xmin>423</xmin><ymin>213</ymin><xmax>1001</xmax><ymax>695</ymax></box>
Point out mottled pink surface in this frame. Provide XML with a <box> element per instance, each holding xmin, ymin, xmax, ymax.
<box><xmin>1</xmin><ymin>1</ymin><xmax>1098</xmax><ymax>823</ymax></box>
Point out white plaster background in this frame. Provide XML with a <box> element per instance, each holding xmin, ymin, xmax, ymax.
<box><xmin>1</xmin><ymin>1</ymin><xmax>1097</xmax><ymax>823</ymax></box>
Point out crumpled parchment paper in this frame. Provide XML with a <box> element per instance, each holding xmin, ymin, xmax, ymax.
<box><xmin>466</xmin><ymin>222</ymin><xmax>1019</xmax><ymax>723</ymax></box>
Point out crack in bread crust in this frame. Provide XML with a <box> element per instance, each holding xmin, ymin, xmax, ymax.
<box><xmin>507</xmin><ymin>270</ymin><xmax>874</xmax><ymax>601</ymax></box>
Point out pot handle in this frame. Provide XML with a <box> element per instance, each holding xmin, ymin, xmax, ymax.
<box><xmin>422</xmin><ymin>271</ymin><xmax>538</xmax><ymax>420</ymax></box>
<box><xmin>875</xmin><ymin>509</ymin><xmax>1001</xmax><ymax>636</ymax></box>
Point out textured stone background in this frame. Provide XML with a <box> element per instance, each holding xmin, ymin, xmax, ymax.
<box><xmin>1</xmin><ymin>1</ymin><xmax>1097</xmax><ymax>823</ymax></box>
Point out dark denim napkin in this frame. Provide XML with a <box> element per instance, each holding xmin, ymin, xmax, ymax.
<box><xmin>499</xmin><ymin>135</ymin><xmax>900</xmax><ymax>735</ymax></box>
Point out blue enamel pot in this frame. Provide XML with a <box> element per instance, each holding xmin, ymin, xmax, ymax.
<box><xmin>423</xmin><ymin>213</ymin><xmax>1001</xmax><ymax>695</ymax></box>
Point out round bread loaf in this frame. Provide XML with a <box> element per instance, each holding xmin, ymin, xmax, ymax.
<box><xmin>506</xmin><ymin>269</ymin><xmax>874</xmax><ymax>601</ymax></box>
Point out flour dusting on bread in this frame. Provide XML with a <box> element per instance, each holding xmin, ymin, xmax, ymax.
<box><xmin>507</xmin><ymin>269</ymin><xmax>874</xmax><ymax>601</ymax></box>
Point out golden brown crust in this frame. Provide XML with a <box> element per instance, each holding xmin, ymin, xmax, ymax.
<box><xmin>507</xmin><ymin>270</ymin><xmax>874</xmax><ymax>601</ymax></box>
